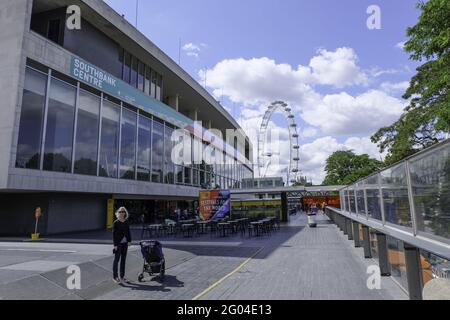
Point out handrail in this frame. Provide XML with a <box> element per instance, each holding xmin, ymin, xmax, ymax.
<box><xmin>326</xmin><ymin>206</ymin><xmax>450</xmax><ymax>260</ymax></box>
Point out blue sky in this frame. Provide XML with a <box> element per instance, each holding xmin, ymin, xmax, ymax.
<box><xmin>105</xmin><ymin>0</ymin><xmax>422</xmax><ymax>183</ymax></box>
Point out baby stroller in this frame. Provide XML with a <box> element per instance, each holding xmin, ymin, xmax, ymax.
<box><xmin>138</xmin><ymin>240</ymin><xmax>165</xmax><ymax>282</ymax></box>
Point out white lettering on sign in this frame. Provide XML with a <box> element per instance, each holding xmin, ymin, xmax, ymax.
<box><xmin>72</xmin><ymin>58</ymin><xmax>117</xmax><ymax>89</ymax></box>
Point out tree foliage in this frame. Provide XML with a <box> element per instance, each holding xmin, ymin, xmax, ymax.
<box><xmin>371</xmin><ymin>0</ymin><xmax>450</xmax><ymax>165</ymax></box>
<box><xmin>322</xmin><ymin>150</ymin><xmax>382</xmax><ymax>186</ymax></box>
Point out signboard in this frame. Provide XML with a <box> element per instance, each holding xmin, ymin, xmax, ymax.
<box><xmin>199</xmin><ymin>190</ymin><xmax>231</xmax><ymax>221</ymax></box>
<box><xmin>34</xmin><ymin>207</ymin><xmax>42</xmax><ymax>219</ymax></box>
<box><xmin>106</xmin><ymin>199</ymin><xmax>114</xmax><ymax>229</ymax></box>
<box><xmin>70</xmin><ymin>56</ymin><xmax>196</xmax><ymax>130</ymax></box>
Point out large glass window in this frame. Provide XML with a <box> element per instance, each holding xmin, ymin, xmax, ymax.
<box><xmin>387</xmin><ymin>236</ymin><xmax>408</xmax><ymax>290</ymax></box>
<box><xmin>164</xmin><ymin>125</ymin><xmax>174</xmax><ymax>184</ymax></box>
<box><xmin>366</xmin><ymin>175</ymin><xmax>382</xmax><ymax>221</ymax></box>
<box><xmin>123</xmin><ymin>51</ymin><xmax>131</xmax><ymax>84</ymax></box>
<box><xmin>99</xmin><ymin>100</ymin><xmax>120</xmax><ymax>178</ymax></box>
<box><xmin>410</xmin><ymin>144</ymin><xmax>450</xmax><ymax>241</ymax></box>
<box><xmin>156</xmin><ymin>74</ymin><xmax>162</xmax><ymax>101</ymax></box>
<box><xmin>184</xmin><ymin>166</ymin><xmax>191</xmax><ymax>185</ymax></box>
<box><xmin>137</xmin><ymin>115</ymin><xmax>151</xmax><ymax>181</ymax></box>
<box><xmin>349</xmin><ymin>188</ymin><xmax>356</xmax><ymax>213</ymax></box>
<box><xmin>120</xmin><ymin>108</ymin><xmax>137</xmax><ymax>180</ymax></box>
<box><xmin>151</xmin><ymin>70</ymin><xmax>156</xmax><ymax>98</ymax></box>
<box><xmin>138</xmin><ymin>61</ymin><xmax>145</xmax><ymax>92</ymax></box>
<box><xmin>193</xmin><ymin>169</ymin><xmax>199</xmax><ymax>186</ymax></box>
<box><xmin>74</xmin><ymin>90</ymin><xmax>100</xmax><ymax>175</ymax></box>
<box><xmin>381</xmin><ymin>163</ymin><xmax>412</xmax><ymax>228</ymax></box>
<box><xmin>356</xmin><ymin>187</ymin><xmax>366</xmax><ymax>216</ymax></box>
<box><xmin>43</xmin><ymin>78</ymin><xmax>76</xmax><ymax>173</ymax></box>
<box><xmin>16</xmin><ymin>68</ymin><xmax>47</xmax><ymax>169</ymax></box>
<box><xmin>151</xmin><ymin>120</ymin><xmax>164</xmax><ymax>183</ymax></box>
<box><xmin>144</xmin><ymin>66</ymin><xmax>151</xmax><ymax>96</ymax></box>
<box><xmin>130</xmin><ymin>56</ymin><xmax>138</xmax><ymax>88</ymax></box>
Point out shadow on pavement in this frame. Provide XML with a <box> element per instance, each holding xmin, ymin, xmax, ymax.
<box><xmin>120</xmin><ymin>275</ymin><xmax>184</xmax><ymax>292</ymax></box>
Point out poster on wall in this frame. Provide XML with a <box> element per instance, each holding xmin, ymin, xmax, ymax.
<box><xmin>199</xmin><ymin>190</ymin><xmax>231</xmax><ymax>221</ymax></box>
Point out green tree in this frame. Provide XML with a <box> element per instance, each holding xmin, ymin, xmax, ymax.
<box><xmin>322</xmin><ymin>150</ymin><xmax>382</xmax><ymax>185</ymax></box>
<box><xmin>371</xmin><ymin>0</ymin><xmax>450</xmax><ymax>165</ymax></box>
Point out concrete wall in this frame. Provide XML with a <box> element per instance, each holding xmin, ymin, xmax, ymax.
<box><xmin>0</xmin><ymin>193</ymin><xmax>107</xmax><ymax>236</ymax></box>
<box><xmin>0</xmin><ymin>193</ymin><xmax>50</xmax><ymax>236</ymax></box>
<box><xmin>46</xmin><ymin>193</ymin><xmax>107</xmax><ymax>234</ymax></box>
<box><xmin>0</xmin><ymin>0</ymin><xmax>31</xmax><ymax>189</ymax></box>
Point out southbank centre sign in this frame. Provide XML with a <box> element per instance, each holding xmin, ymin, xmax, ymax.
<box><xmin>69</xmin><ymin>55</ymin><xmax>247</xmax><ymax>163</ymax></box>
<box><xmin>70</xmin><ymin>56</ymin><xmax>194</xmax><ymax>130</ymax></box>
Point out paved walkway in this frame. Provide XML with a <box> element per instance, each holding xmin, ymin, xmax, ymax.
<box><xmin>0</xmin><ymin>213</ymin><xmax>408</xmax><ymax>300</ymax></box>
<box><xmin>200</xmin><ymin>214</ymin><xmax>407</xmax><ymax>300</ymax></box>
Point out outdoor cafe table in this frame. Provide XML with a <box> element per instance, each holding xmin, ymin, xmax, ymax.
<box><xmin>250</xmin><ymin>221</ymin><xmax>263</xmax><ymax>237</ymax></box>
<box><xmin>217</xmin><ymin>222</ymin><xmax>230</xmax><ymax>237</ymax></box>
<box><xmin>196</xmin><ymin>221</ymin><xmax>209</xmax><ymax>234</ymax></box>
<box><xmin>181</xmin><ymin>224</ymin><xmax>195</xmax><ymax>237</ymax></box>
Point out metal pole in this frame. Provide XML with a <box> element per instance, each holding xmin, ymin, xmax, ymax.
<box><xmin>405</xmin><ymin>160</ymin><xmax>418</xmax><ymax>235</ymax></box>
<box><xmin>96</xmin><ymin>93</ymin><xmax>103</xmax><ymax>177</ymax></box>
<box><xmin>40</xmin><ymin>69</ymin><xmax>52</xmax><ymax>170</ymax></box>
<box><xmin>378</xmin><ymin>173</ymin><xmax>386</xmax><ymax>225</ymax></box>
<box><xmin>71</xmin><ymin>82</ymin><xmax>80</xmax><ymax>174</ymax></box>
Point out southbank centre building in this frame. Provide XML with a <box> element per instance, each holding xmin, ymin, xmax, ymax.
<box><xmin>0</xmin><ymin>0</ymin><xmax>254</xmax><ymax>235</ymax></box>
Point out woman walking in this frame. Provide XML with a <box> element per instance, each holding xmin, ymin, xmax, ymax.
<box><xmin>112</xmin><ymin>207</ymin><xmax>132</xmax><ymax>283</ymax></box>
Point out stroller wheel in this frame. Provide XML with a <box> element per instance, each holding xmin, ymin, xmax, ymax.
<box><xmin>138</xmin><ymin>273</ymin><xmax>144</xmax><ymax>283</ymax></box>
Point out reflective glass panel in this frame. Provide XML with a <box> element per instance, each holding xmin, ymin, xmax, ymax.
<box><xmin>381</xmin><ymin>163</ymin><xmax>412</xmax><ymax>228</ymax></box>
<box><xmin>137</xmin><ymin>115</ymin><xmax>151</xmax><ymax>181</ymax></box>
<box><xmin>74</xmin><ymin>90</ymin><xmax>100</xmax><ymax>176</ymax></box>
<box><xmin>151</xmin><ymin>120</ymin><xmax>163</xmax><ymax>183</ymax></box>
<box><xmin>410</xmin><ymin>144</ymin><xmax>450</xmax><ymax>241</ymax></box>
<box><xmin>16</xmin><ymin>68</ymin><xmax>47</xmax><ymax>169</ymax></box>
<box><xmin>120</xmin><ymin>108</ymin><xmax>137</xmax><ymax>180</ymax></box>
<box><xmin>99</xmin><ymin>100</ymin><xmax>120</xmax><ymax>178</ymax></box>
<box><xmin>43</xmin><ymin>78</ymin><xmax>76</xmax><ymax>173</ymax></box>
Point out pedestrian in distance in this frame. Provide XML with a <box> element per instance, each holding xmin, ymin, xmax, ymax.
<box><xmin>112</xmin><ymin>207</ymin><xmax>132</xmax><ymax>284</ymax></box>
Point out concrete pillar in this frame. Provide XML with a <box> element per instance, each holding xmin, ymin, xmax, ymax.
<box><xmin>342</xmin><ymin>216</ymin><xmax>348</xmax><ymax>234</ymax></box>
<box><xmin>347</xmin><ymin>219</ymin><xmax>353</xmax><ymax>240</ymax></box>
<box><xmin>352</xmin><ymin>221</ymin><xmax>361</xmax><ymax>247</ymax></box>
<box><xmin>362</xmin><ymin>225</ymin><xmax>372</xmax><ymax>258</ymax></box>
<box><xmin>281</xmin><ymin>192</ymin><xmax>288</xmax><ymax>223</ymax></box>
<box><xmin>404</xmin><ymin>243</ymin><xmax>424</xmax><ymax>300</ymax></box>
<box><xmin>168</xmin><ymin>94</ymin><xmax>179</xmax><ymax>112</ymax></box>
<box><xmin>189</xmin><ymin>109</ymin><xmax>198</xmax><ymax>121</ymax></box>
<box><xmin>376</xmin><ymin>233</ymin><xmax>391</xmax><ymax>276</ymax></box>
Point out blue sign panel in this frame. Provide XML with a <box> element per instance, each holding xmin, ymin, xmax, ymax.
<box><xmin>70</xmin><ymin>56</ymin><xmax>194</xmax><ymax>130</ymax></box>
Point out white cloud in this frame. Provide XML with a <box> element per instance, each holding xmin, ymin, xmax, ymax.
<box><xmin>301</xmin><ymin>127</ymin><xmax>318</xmax><ymax>138</ymax></box>
<box><xmin>182</xmin><ymin>42</ymin><xmax>206</xmax><ymax>58</ymax></box>
<box><xmin>309</xmin><ymin>47</ymin><xmax>368</xmax><ymax>87</ymax></box>
<box><xmin>201</xmin><ymin>47</ymin><xmax>410</xmax><ymax>183</ymax></box>
<box><xmin>301</xmin><ymin>90</ymin><xmax>406</xmax><ymax>136</ymax></box>
<box><xmin>379</xmin><ymin>81</ymin><xmax>409</xmax><ymax>95</ymax></box>
<box><xmin>396</xmin><ymin>41</ymin><xmax>406</xmax><ymax>50</ymax></box>
<box><xmin>300</xmin><ymin>136</ymin><xmax>383</xmax><ymax>184</ymax></box>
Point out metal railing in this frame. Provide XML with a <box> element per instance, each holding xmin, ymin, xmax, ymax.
<box><xmin>327</xmin><ymin>139</ymin><xmax>450</xmax><ymax>299</ymax></box>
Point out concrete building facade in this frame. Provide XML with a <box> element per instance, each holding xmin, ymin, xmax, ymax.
<box><xmin>0</xmin><ymin>0</ymin><xmax>253</xmax><ymax>235</ymax></box>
